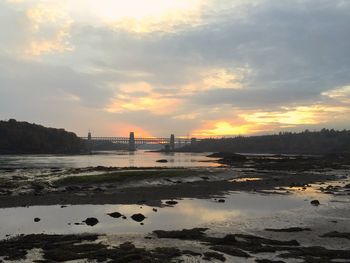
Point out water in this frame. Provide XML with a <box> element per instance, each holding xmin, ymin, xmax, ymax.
<box><xmin>0</xmin><ymin>193</ymin><xmax>308</xmax><ymax>238</ymax></box>
<box><xmin>0</xmin><ymin>150</ymin><xmax>219</xmax><ymax>169</ymax></box>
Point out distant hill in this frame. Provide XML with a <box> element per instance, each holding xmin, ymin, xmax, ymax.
<box><xmin>181</xmin><ymin>129</ymin><xmax>350</xmax><ymax>155</ymax></box>
<box><xmin>0</xmin><ymin>119</ymin><xmax>85</xmax><ymax>154</ymax></box>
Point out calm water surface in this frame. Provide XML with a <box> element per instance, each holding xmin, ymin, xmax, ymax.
<box><xmin>0</xmin><ymin>193</ymin><xmax>309</xmax><ymax>238</ymax></box>
<box><xmin>0</xmin><ymin>150</ymin><xmax>219</xmax><ymax>169</ymax></box>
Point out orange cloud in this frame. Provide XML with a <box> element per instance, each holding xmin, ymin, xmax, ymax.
<box><xmin>240</xmin><ymin>105</ymin><xmax>349</xmax><ymax>126</ymax></box>
<box><xmin>109</xmin><ymin>123</ymin><xmax>152</xmax><ymax>137</ymax></box>
<box><xmin>322</xmin><ymin>85</ymin><xmax>350</xmax><ymax>104</ymax></box>
<box><xmin>105</xmin><ymin>82</ymin><xmax>182</xmax><ymax>115</ymax></box>
<box><xmin>192</xmin><ymin>121</ymin><xmax>258</xmax><ymax>137</ymax></box>
<box><xmin>182</xmin><ymin>67</ymin><xmax>247</xmax><ymax>93</ymax></box>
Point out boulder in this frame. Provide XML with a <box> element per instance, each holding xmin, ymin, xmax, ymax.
<box><xmin>107</xmin><ymin>212</ymin><xmax>123</xmax><ymax>218</ymax></box>
<box><xmin>84</xmin><ymin>217</ymin><xmax>99</xmax><ymax>226</ymax></box>
<box><xmin>156</xmin><ymin>159</ymin><xmax>168</xmax><ymax>163</ymax></box>
<box><xmin>310</xmin><ymin>200</ymin><xmax>320</xmax><ymax>206</ymax></box>
<box><xmin>131</xmin><ymin>213</ymin><xmax>146</xmax><ymax>222</ymax></box>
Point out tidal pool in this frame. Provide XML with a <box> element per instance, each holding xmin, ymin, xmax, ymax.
<box><xmin>0</xmin><ymin>192</ymin><xmax>311</xmax><ymax>239</ymax></box>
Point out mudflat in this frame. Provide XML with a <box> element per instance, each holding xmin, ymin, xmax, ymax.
<box><xmin>0</xmin><ymin>154</ymin><xmax>349</xmax><ymax>262</ymax></box>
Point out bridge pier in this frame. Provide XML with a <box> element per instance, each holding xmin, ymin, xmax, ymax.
<box><xmin>129</xmin><ymin>132</ymin><xmax>136</xmax><ymax>151</ymax></box>
<box><xmin>170</xmin><ymin>134</ymin><xmax>175</xmax><ymax>152</ymax></box>
<box><xmin>87</xmin><ymin>131</ymin><xmax>92</xmax><ymax>153</ymax></box>
<box><xmin>191</xmin><ymin>137</ymin><xmax>197</xmax><ymax>145</ymax></box>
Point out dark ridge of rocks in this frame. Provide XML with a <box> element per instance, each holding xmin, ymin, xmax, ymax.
<box><xmin>153</xmin><ymin>228</ymin><xmax>310</xmax><ymax>260</ymax></box>
<box><xmin>107</xmin><ymin>212</ymin><xmax>123</xmax><ymax>218</ymax></box>
<box><xmin>0</xmin><ymin>234</ymin><xmax>98</xmax><ymax>261</ymax></box>
<box><xmin>310</xmin><ymin>200</ymin><xmax>320</xmax><ymax>206</ymax></box>
<box><xmin>279</xmin><ymin>246</ymin><xmax>350</xmax><ymax>260</ymax></box>
<box><xmin>0</xmin><ymin>234</ymin><xmax>199</xmax><ymax>262</ymax></box>
<box><xmin>83</xmin><ymin>217</ymin><xmax>99</xmax><ymax>226</ymax></box>
<box><xmin>321</xmin><ymin>231</ymin><xmax>350</xmax><ymax>240</ymax></box>
<box><xmin>153</xmin><ymin>228</ymin><xmax>208</xmax><ymax>240</ymax></box>
<box><xmin>233</xmin><ymin>234</ymin><xmax>300</xmax><ymax>247</ymax></box>
<box><xmin>165</xmin><ymin>200</ymin><xmax>178</xmax><ymax>205</ymax></box>
<box><xmin>203</xmin><ymin>251</ymin><xmax>226</xmax><ymax>261</ymax></box>
<box><xmin>131</xmin><ymin>213</ymin><xmax>146</xmax><ymax>222</ymax></box>
<box><xmin>265</xmin><ymin>227</ymin><xmax>311</xmax><ymax>232</ymax></box>
<box><xmin>256</xmin><ymin>260</ymin><xmax>286</xmax><ymax>263</ymax></box>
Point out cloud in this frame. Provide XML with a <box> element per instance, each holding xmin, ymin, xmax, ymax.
<box><xmin>1</xmin><ymin>0</ymin><xmax>350</xmax><ymax>136</ymax></box>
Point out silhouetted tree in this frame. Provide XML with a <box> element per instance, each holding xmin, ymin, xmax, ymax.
<box><xmin>0</xmin><ymin>119</ymin><xmax>85</xmax><ymax>154</ymax></box>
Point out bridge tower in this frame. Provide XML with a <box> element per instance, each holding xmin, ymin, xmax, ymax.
<box><xmin>170</xmin><ymin>134</ymin><xmax>175</xmax><ymax>152</ymax></box>
<box><xmin>87</xmin><ymin>131</ymin><xmax>92</xmax><ymax>153</ymax></box>
<box><xmin>191</xmin><ymin>137</ymin><xmax>197</xmax><ymax>145</ymax></box>
<box><xmin>129</xmin><ymin>132</ymin><xmax>136</xmax><ymax>151</ymax></box>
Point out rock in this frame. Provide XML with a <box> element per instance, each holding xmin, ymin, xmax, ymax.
<box><xmin>34</xmin><ymin>218</ymin><xmax>41</xmax><ymax>222</ymax></box>
<box><xmin>156</xmin><ymin>159</ymin><xmax>168</xmax><ymax>163</ymax></box>
<box><xmin>131</xmin><ymin>213</ymin><xmax>146</xmax><ymax>222</ymax></box>
<box><xmin>122</xmin><ymin>216</ymin><xmax>127</xmax><ymax>219</ymax></box>
<box><xmin>107</xmin><ymin>212</ymin><xmax>123</xmax><ymax>218</ymax></box>
<box><xmin>83</xmin><ymin>217</ymin><xmax>99</xmax><ymax>226</ymax></box>
<box><xmin>265</xmin><ymin>227</ymin><xmax>311</xmax><ymax>232</ymax></box>
<box><xmin>203</xmin><ymin>251</ymin><xmax>226</xmax><ymax>261</ymax></box>
<box><xmin>218</xmin><ymin>199</ymin><xmax>225</xmax><ymax>203</ymax></box>
<box><xmin>165</xmin><ymin>200</ymin><xmax>178</xmax><ymax>205</ymax></box>
<box><xmin>153</xmin><ymin>208</ymin><xmax>158</xmax><ymax>212</ymax></box>
<box><xmin>321</xmin><ymin>231</ymin><xmax>350</xmax><ymax>240</ymax></box>
<box><xmin>310</xmin><ymin>200</ymin><xmax>320</xmax><ymax>206</ymax></box>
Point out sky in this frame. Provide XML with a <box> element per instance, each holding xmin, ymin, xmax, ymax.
<box><xmin>0</xmin><ymin>0</ymin><xmax>350</xmax><ymax>137</ymax></box>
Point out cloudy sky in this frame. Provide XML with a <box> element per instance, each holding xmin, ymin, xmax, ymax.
<box><xmin>1</xmin><ymin>0</ymin><xmax>350</xmax><ymax>137</ymax></box>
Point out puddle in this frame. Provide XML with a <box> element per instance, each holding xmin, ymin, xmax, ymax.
<box><xmin>0</xmin><ymin>192</ymin><xmax>309</xmax><ymax>239</ymax></box>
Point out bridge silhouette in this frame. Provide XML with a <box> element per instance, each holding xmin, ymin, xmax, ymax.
<box><xmin>81</xmin><ymin>132</ymin><xmax>198</xmax><ymax>151</ymax></box>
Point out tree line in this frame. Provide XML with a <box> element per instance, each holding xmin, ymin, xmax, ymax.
<box><xmin>0</xmin><ymin>119</ymin><xmax>85</xmax><ymax>154</ymax></box>
<box><xmin>181</xmin><ymin>129</ymin><xmax>350</xmax><ymax>154</ymax></box>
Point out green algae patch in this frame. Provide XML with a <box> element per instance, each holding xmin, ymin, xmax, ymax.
<box><xmin>53</xmin><ymin>168</ymin><xmax>212</xmax><ymax>186</ymax></box>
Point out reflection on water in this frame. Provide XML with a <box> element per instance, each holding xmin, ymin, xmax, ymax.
<box><xmin>0</xmin><ymin>193</ymin><xmax>307</xmax><ymax>239</ymax></box>
<box><xmin>0</xmin><ymin>150</ymin><xmax>219</xmax><ymax>169</ymax></box>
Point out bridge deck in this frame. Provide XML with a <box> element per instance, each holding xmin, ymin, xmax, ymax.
<box><xmin>80</xmin><ymin>137</ymin><xmax>194</xmax><ymax>144</ymax></box>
